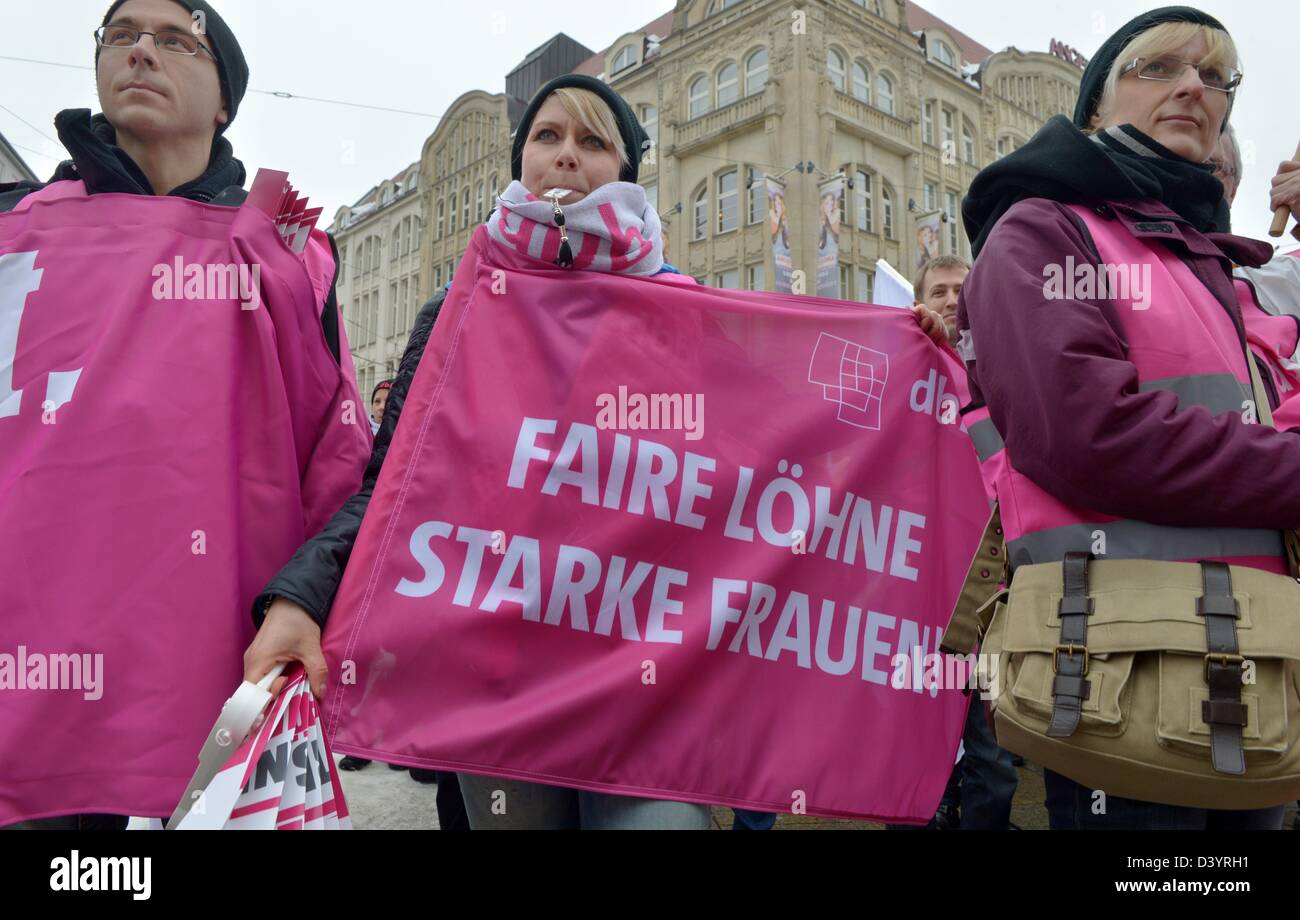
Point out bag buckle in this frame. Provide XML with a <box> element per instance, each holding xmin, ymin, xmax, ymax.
<box><xmin>1203</xmin><ymin>653</ymin><xmax>1245</xmax><ymax>683</ymax></box>
<box><xmin>1053</xmin><ymin>643</ymin><xmax>1089</xmax><ymax>675</ymax></box>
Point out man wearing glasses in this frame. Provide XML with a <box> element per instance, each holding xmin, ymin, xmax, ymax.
<box><xmin>0</xmin><ymin>0</ymin><xmax>368</xmax><ymax>829</ymax></box>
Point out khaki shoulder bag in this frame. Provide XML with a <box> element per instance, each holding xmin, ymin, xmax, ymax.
<box><xmin>943</xmin><ymin>360</ymin><xmax>1300</xmax><ymax>810</ymax></box>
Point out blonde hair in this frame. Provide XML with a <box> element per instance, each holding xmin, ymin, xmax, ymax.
<box><xmin>1091</xmin><ymin>22</ymin><xmax>1239</xmax><ymax>129</ymax></box>
<box><xmin>544</xmin><ymin>87</ymin><xmax>630</xmax><ymax>172</ymax></box>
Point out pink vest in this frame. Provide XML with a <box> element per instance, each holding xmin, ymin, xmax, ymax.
<box><xmin>0</xmin><ymin>181</ymin><xmax>371</xmax><ymax>823</ymax></box>
<box><xmin>1235</xmin><ymin>277</ymin><xmax>1300</xmax><ymax>402</ymax></box>
<box><xmin>967</xmin><ymin>203</ymin><xmax>1287</xmax><ymax>575</ymax></box>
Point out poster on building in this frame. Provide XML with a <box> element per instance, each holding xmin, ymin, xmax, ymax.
<box><xmin>914</xmin><ymin>210</ymin><xmax>944</xmax><ymax>275</ymax></box>
<box><xmin>766</xmin><ymin>176</ymin><xmax>793</xmax><ymax>294</ymax></box>
<box><xmin>816</xmin><ymin>176</ymin><xmax>844</xmax><ymax>299</ymax></box>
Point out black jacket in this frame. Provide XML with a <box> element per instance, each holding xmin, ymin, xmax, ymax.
<box><xmin>252</xmin><ymin>285</ymin><xmax>449</xmax><ymax>629</ymax></box>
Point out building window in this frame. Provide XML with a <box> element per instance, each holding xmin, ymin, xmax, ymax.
<box><xmin>839</xmin><ymin>264</ymin><xmax>850</xmax><ymax>299</ymax></box>
<box><xmin>747</xmin><ymin>166</ymin><xmax>763</xmax><ymax>224</ymax></box>
<box><xmin>447</xmin><ymin>194</ymin><xmax>456</xmax><ymax>233</ymax></box>
<box><xmin>924</xmin><ymin>182</ymin><xmax>937</xmax><ymax>212</ymax></box>
<box><xmin>476</xmin><ymin>181</ymin><xmax>485</xmax><ymax>222</ymax></box>
<box><xmin>410</xmin><ymin>274</ymin><xmax>418</xmax><ymax>325</ymax></box>
<box><xmin>745</xmin><ymin>48</ymin><xmax>768</xmax><ymax>96</ymax></box>
<box><xmin>689</xmin><ymin>75</ymin><xmax>710</xmax><ymax>119</ymax></box>
<box><xmin>933</xmin><ymin>40</ymin><xmax>957</xmax><ymax>69</ymax></box>
<box><xmin>875</xmin><ymin>73</ymin><xmax>894</xmax><ymax>115</ymax></box>
<box><xmin>852</xmin><ymin>62</ymin><xmax>870</xmax><ymax>102</ymax></box>
<box><xmin>717</xmin><ymin>169</ymin><xmax>738</xmax><ymax>233</ymax></box>
<box><xmin>717</xmin><ymin>62</ymin><xmax>739</xmax><ymax>108</ymax></box>
<box><xmin>748</xmin><ymin>263</ymin><xmax>765</xmax><ymax>291</ymax></box>
<box><xmin>855</xmin><ymin>170</ymin><xmax>872</xmax><ymax>232</ymax></box>
<box><xmin>827</xmin><ymin>48</ymin><xmax>846</xmax><ymax>92</ymax></box>
<box><xmin>963</xmin><ymin>122</ymin><xmax>976</xmax><ymax>165</ymax></box>
<box><xmin>413</xmin><ymin>217</ymin><xmax>422</xmax><ymax>250</ymax></box>
<box><xmin>612</xmin><ymin>44</ymin><xmax>637</xmax><ymax>74</ymax></box>
<box><xmin>693</xmin><ymin>185</ymin><xmax>708</xmax><ymax>240</ymax></box>
<box><xmin>643</xmin><ymin>181</ymin><xmax>658</xmax><ymax>212</ymax></box>
<box><xmin>715</xmin><ymin>269</ymin><xmax>740</xmax><ymax>289</ymax></box>
<box><xmin>945</xmin><ymin>190</ymin><xmax>960</xmax><ymax>253</ymax></box>
<box><xmin>856</xmin><ymin>267</ymin><xmax>873</xmax><ymax>303</ymax></box>
<box><xmin>883</xmin><ymin>184</ymin><xmax>894</xmax><ymax>239</ymax></box>
<box><xmin>389</xmin><ymin>282</ymin><xmax>398</xmax><ymax>334</ymax></box>
<box><xmin>942</xmin><ymin>107</ymin><xmax>955</xmax><ymax>152</ymax></box>
<box><xmin>462</xmin><ymin>188</ymin><xmax>470</xmax><ymax>229</ymax></box>
<box><xmin>640</xmin><ymin>105</ymin><xmax>658</xmax><ymax>148</ymax></box>
<box><xmin>433</xmin><ymin>265</ymin><xmax>442</xmax><ymax>291</ymax></box>
<box><xmin>922</xmin><ymin>101</ymin><xmax>935</xmax><ymax>146</ymax></box>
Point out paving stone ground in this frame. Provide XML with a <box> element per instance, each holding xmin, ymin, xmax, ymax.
<box><xmin>337</xmin><ymin>756</ymin><xmax>1300</xmax><ymax>830</ymax></box>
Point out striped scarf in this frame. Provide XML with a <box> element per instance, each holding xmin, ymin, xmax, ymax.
<box><xmin>486</xmin><ymin>180</ymin><xmax>664</xmax><ymax>276</ymax></box>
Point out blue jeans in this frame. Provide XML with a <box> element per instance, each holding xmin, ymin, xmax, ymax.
<box><xmin>958</xmin><ymin>695</ymin><xmax>1018</xmax><ymax>829</ymax></box>
<box><xmin>1044</xmin><ymin>769</ymin><xmax>1286</xmax><ymax>830</ymax></box>
<box><xmin>732</xmin><ymin>808</ymin><xmax>777</xmax><ymax>830</ymax></box>
<box><xmin>457</xmin><ymin>773</ymin><xmax>712</xmax><ymax>830</ymax></box>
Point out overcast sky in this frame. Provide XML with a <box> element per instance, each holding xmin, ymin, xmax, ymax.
<box><xmin>1</xmin><ymin>0</ymin><xmax>1295</xmax><ymax>245</ymax></box>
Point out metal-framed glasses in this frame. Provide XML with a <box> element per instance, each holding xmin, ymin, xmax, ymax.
<box><xmin>1118</xmin><ymin>55</ymin><xmax>1242</xmax><ymax>94</ymax></box>
<box><xmin>94</xmin><ymin>24</ymin><xmax>216</xmax><ymax>60</ymax></box>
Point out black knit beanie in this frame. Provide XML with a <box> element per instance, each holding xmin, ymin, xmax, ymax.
<box><xmin>1073</xmin><ymin>6</ymin><xmax>1233</xmax><ymax>133</ymax></box>
<box><xmin>98</xmin><ymin>0</ymin><xmax>248</xmax><ymax>132</ymax></box>
<box><xmin>510</xmin><ymin>74</ymin><xmax>650</xmax><ymax>184</ymax></box>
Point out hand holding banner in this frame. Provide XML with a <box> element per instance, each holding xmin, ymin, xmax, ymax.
<box><xmin>321</xmin><ymin>226</ymin><xmax>987</xmax><ymax>822</ymax></box>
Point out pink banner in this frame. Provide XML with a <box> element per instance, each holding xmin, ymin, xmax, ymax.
<box><xmin>0</xmin><ymin>184</ymin><xmax>370</xmax><ymax>823</ymax></box>
<box><xmin>322</xmin><ymin>226</ymin><xmax>987</xmax><ymax>821</ymax></box>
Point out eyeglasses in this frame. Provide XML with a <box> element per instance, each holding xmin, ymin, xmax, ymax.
<box><xmin>94</xmin><ymin>24</ymin><xmax>216</xmax><ymax>61</ymax></box>
<box><xmin>1118</xmin><ymin>55</ymin><xmax>1242</xmax><ymax>94</ymax></box>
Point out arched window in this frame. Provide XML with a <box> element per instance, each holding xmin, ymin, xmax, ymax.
<box><xmin>447</xmin><ymin>193</ymin><xmax>456</xmax><ymax>232</ymax></box>
<box><xmin>436</xmin><ymin>200</ymin><xmax>444</xmax><ymax>239</ymax></box>
<box><xmin>462</xmin><ymin>187</ymin><xmax>470</xmax><ymax>229</ymax></box>
<box><xmin>475</xmin><ymin>181</ymin><xmax>485</xmax><ymax>222</ymax></box>
<box><xmin>640</xmin><ymin>105</ymin><xmax>658</xmax><ymax>147</ymax></box>
<box><xmin>875</xmin><ymin>73</ymin><xmax>894</xmax><ymax>115</ymax></box>
<box><xmin>706</xmin><ymin>0</ymin><xmax>740</xmax><ymax>14</ymax></box>
<box><xmin>933</xmin><ymin>40</ymin><xmax>956</xmax><ymax>69</ymax></box>
<box><xmin>487</xmin><ymin>174</ymin><xmax>498</xmax><ymax>203</ymax></box>
<box><xmin>612</xmin><ymin>44</ymin><xmax>637</xmax><ymax>74</ymax></box>
<box><xmin>827</xmin><ymin>48</ymin><xmax>846</xmax><ymax>92</ymax></box>
<box><xmin>962</xmin><ymin>121</ymin><xmax>976</xmax><ymax>165</ymax></box>
<box><xmin>882</xmin><ymin>184</ymin><xmax>894</xmax><ymax>239</ymax></box>
<box><xmin>745</xmin><ymin>48</ymin><xmax>768</xmax><ymax>97</ymax></box>
<box><xmin>717</xmin><ymin>169</ymin><xmax>738</xmax><ymax>233</ymax></box>
<box><xmin>693</xmin><ymin>185</ymin><xmax>709</xmax><ymax>240</ymax></box>
<box><xmin>688</xmin><ymin>75</ymin><xmax>710</xmax><ymax>119</ymax></box>
<box><xmin>716</xmin><ymin>62</ymin><xmax>739</xmax><ymax>108</ymax></box>
<box><xmin>852</xmin><ymin>62</ymin><xmax>870</xmax><ymax>102</ymax></box>
<box><xmin>855</xmin><ymin>170</ymin><xmax>872</xmax><ymax>232</ymax></box>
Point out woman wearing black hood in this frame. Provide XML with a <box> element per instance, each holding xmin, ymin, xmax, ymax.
<box><xmin>955</xmin><ymin>8</ymin><xmax>1300</xmax><ymax>829</ymax></box>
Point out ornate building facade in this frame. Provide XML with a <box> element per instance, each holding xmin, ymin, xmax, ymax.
<box><xmin>344</xmin><ymin>0</ymin><xmax>1083</xmax><ymax>379</ymax></box>
<box><xmin>331</xmin><ymin>162</ymin><xmax>423</xmax><ymax>400</ymax></box>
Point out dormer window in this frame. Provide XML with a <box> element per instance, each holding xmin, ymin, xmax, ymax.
<box><xmin>932</xmin><ymin>39</ymin><xmax>957</xmax><ymax>69</ymax></box>
<box><xmin>612</xmin><ymin>44</ymin><xmax>637</xmax><ymax>74</ymax></box>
